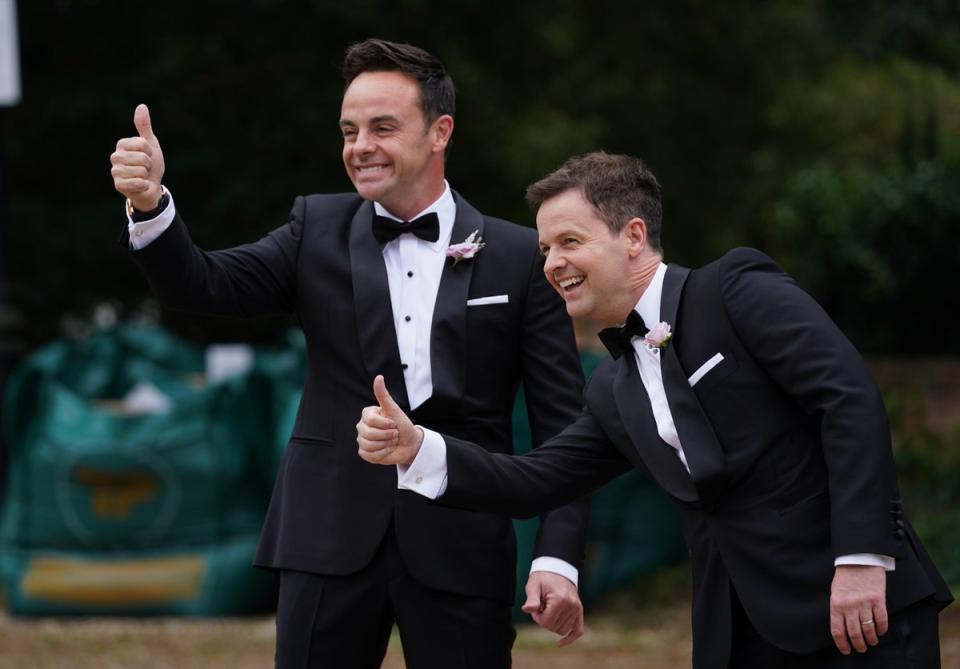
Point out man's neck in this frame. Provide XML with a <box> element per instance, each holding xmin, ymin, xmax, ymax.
<box><xmin>623</xmin><ymin>254</ymin><xmax>664</xmax><ymax>317</ymax></box>
<box><xmin>379</xmin><ymin>172</ymin><xmax>447</xmax><ymax>221</ymax></box>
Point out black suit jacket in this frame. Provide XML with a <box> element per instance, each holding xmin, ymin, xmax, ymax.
<box><xmin>439</xmin><ymin>248</ymin><xmax>952</xmax><ymax>663</ymax></box>
<box><xmin>125</xmin><ymin>191</ymin><xmax>589</xmax><ymax>603</ymax></box>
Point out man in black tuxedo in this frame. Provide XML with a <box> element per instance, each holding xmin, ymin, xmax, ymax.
<box><xmin>110</xmin><ymin>39</ymin><xmax>590</xmax><ymax>668</ymax></box>
<box><xmin>357</xmin><ymin>152</ymin><xmax>953</xmax><ymax>668</ymax></box>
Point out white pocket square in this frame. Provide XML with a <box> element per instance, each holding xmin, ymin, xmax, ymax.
<box><xmin>467</xmin><ymin>295</ymin><xmax>509</xmax><ymax>306</ymax></box>
<box><xmin>688</xmin><ymin>353</ymin><xmax>724</xmax><ymax>387</ymax></box>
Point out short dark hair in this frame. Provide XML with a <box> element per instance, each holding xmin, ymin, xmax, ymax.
<box><xmin>526</xmin><ymin>151</ymin><xmax>663</xmax><ymax>252</ymax></box>
<box><xmin>342</xmin><ymin>39</ymin><xmax>456</xmax><ymax>126</ymax></box>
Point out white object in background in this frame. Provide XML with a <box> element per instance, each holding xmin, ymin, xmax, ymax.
<box><xmin>205</xmin><ymin>344</ymin><xmax>254</xmax><ymax>383</ymax></box>
<box><xmin>0</xmin><ymin>0</ymin><xmax>21</xmax><ymax>107</ymax></box>
<box><xmin>122</xmin><ymin>381</ymin><xmax>173</xmax><ymax>415</ymax></box>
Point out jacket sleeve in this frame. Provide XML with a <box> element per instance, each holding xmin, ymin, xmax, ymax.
<box><xmin>126</xmin><ymin>197</ymin><xmax>305</xmax><ymax>317</ymax></box>
<box><xmin>718</xmin><ymin>247</ymin><xmax>903</xmax><ymax>558</ymax></box>
<box><xmin>442</xmin><ymin>399</ymin><xmax>632</xmax><ymax>521</ymax></box>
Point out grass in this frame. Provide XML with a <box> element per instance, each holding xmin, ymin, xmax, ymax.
<box><xmin>1</xmin><ymin>565</ymin><xmax>955</xmax><ymax>669</ymax></box>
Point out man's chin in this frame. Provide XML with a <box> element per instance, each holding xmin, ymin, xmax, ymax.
<box><xmin>354</xmin><ymin>186</ymin><xmax>382</xmax><ymax>202</ymax></box>
<box><xmin>353</xmin><ymin>179</ymin><xmax>393</xmax><ymax>202</ymax></box>
<box><xmin>564</xmin><ymin>301</ymin><xmax>590</xmax><ymax>321</ymax></box>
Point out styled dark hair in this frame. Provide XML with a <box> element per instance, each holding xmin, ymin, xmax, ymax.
<box><xmin>342</xmin><ymin>39</ymin><xmax>456</xmax><ymax>125</ymax></box>
<box><xmin>526</xmin><ymin>151</ymin><xmax>663</xmax><ymax>253</ymax></box>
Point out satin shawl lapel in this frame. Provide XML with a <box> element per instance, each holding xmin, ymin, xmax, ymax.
<box><xmin>348</xmin><ymin>200</ymin><xmax>410</xmax><ymax>409</ymax></box>
<box><xmin>660</xmin><ymin>264</ymin><xmax>725</xmax><ymax>502</ymax></box>
<box><xmin>429</xmin><ymin>192</ymin><xmax>483</xmax><ymax>401</ymax></box>
<box><xmin>613</xmin><ymin>355</ymin><xmax>699</xmax><ymax>502</ymax></box>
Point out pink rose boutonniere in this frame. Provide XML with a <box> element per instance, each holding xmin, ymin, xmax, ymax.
<box><xmin>645</xmin><ymin>321</ymin><xmax>673</xmax><ymax>349</ymax></box>
<box><xmin>446</xmin><ymin>230</ymin><xmax>485</xmax><ymax>266</ymax></box>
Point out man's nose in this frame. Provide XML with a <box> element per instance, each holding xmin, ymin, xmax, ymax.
<box><xmin>543</xmin><ymin>248</ymin><xmax>564</xmax><ymax>275</ymax></box>
<box><xmin>355</xmin><ymin>130</ymin><xmax>376</xmax><ymax>155</ymax></box>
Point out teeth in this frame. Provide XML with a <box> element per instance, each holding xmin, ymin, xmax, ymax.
<box><xmin>557</xmin><ymin>276</ymin><xmax>584</xmax><ymax>288</ymax></box>
<box><xmin>358</xmin><ymin>165</ymin><xmax>385</xmax><ymax>174</ymax></box>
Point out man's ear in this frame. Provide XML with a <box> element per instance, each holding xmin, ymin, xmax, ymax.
<box><xmin>623</xmin><ymin>217</ymin><xmax>648</xmax><ymax>257</ymax></box>
<box><xmin>431</xmin><ymin>115</ymin><xmax>454</xmax><ymax>152</ymax></box>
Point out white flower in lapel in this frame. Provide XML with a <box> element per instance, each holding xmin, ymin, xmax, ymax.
<box><xmin>446</xmin><ymin>230</ymin><xmax>485</xmax><ymax>266</ymax></box>
<box><xmin>645</xmin><ymin>321</ymin><xmax>673</xmax><ymax>349</ymax></box>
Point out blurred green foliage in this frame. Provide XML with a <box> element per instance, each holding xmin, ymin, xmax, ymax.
<box><xmin>766</xmin><ymin>155</ymin><xmax>960</xmax><ymax>353</ymax></box>
<box><xmin>891</xmin><ymin>428</ymin><xmax>960</xmax><ymax>589</ymax></box>
<box><xmin>1</xmin><ymin>0</ymin><xmax>959</xmax><ymax>351</ymax></box>
<box><xmin>897</xmin><ymin>436</ymin><xmax>960</xmax><ymax>590</ymax></box>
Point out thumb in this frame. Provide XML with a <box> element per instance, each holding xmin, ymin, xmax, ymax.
<box><xmin>373</xmin><ymin>375</ymin><xmax>401</xmax><ymax>416</ymax></box>
<box><xmin>134</xmin><ymin>103</ymin><xmax>157</xmax><ymax>143</ymax></box>
<box><xmin>521</xmin><ymin>582</ymin><xmax>543</xmax><ymax>614</ymax></box>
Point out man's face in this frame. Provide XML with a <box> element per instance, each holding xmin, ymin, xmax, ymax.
<box><xmin>340</xmin><ymin>71</ymin><xmax>444</xmax><ymax>219</ymax></box>
<box><xmin>537</xmin><ymin>189</ymin><xmax>634</xmax><ymax>325</ymax></box>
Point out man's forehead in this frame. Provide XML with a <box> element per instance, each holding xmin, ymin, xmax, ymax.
<box><xmin>341</xmin><ymin>92</ymin><xmax>422</xmax><ymax>129</ymax></box>
<box><xmin>343</xmin><ymin>71</ymin><xmax>420</xmax><ymax>104</ymax></box>
<box><xmin>537</xmin><ymin>206</ymin><xmax>610</xmax><ymax>244</ymax></box>
<box><xmin>536</xmin><ymin>217</ymin><xmax>585</xmax><ymax>242</ymax></box>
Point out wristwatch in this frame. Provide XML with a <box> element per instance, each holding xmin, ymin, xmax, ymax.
<box><xmin>127</xmin><ymin>186</ymin><xmax>170</xmax><ymax>220</ymax></box>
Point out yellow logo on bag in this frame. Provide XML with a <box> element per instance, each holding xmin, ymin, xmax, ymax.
<box><xmin>22</xmin><ymin>555</ymin><xmax>204</xmax><ymax>604</ymax></box>
<box><xmin>71</xmin><ymin>465</ymin><xmax>159</xmax><ymax>519</ymax></box>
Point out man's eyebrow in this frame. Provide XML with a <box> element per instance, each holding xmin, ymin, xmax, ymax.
<box><xmin>541</xmin><ymin>227</ymin><xmax>579</xmax><ymax>244</ymax></box>
<box><xmin>339</xmin><ymin>114</ymin><xmax>401</xmax><ymax>127</ymax></box>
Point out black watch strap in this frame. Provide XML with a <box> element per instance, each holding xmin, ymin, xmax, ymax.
<box><xmin>130</xmin><ymin>191</ymin><xmax>170</xmax><ymax>222</ymax></box>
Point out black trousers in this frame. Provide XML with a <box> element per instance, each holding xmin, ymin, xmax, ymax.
<box><xmin>728</xmin><ymin>590</ymin><xmax>943</xmax><ymax>669</ymax></box>
<box><xmin>274</xmin><ymin>526</ymin><xmax>515</xmax><ymax>669</ymax></box>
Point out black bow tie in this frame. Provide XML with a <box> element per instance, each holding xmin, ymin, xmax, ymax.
<box><xmin>372</xmin><ymin>212</ymin><xmax>441</xmax><ymax>244</ymax></box>
<box><xmin>598</xmin><ymin>310</ymin><xmax>649</xmax><ymax>359</ymax></box>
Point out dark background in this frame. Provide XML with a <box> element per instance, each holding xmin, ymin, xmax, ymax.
<box><xmin>2</xmin><ymin>0</ymin><xmax>959</xmax><ymax>353</ymax></box>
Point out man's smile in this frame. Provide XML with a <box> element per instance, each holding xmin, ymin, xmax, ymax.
<box><xmin>355</xmin><ymin>163</ymin><xmax>389</xmax><ymax>176</ymax></box>
<box><xmin>556</xmin><ymin>274</ymin><xmax>585</xmax><ymax>293</ymax></box>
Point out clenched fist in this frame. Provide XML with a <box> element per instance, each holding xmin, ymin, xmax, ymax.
<box><xmin>110</xmin><ymin>104</ymin><xmax>165</xmax><ymax>213</ymax></box>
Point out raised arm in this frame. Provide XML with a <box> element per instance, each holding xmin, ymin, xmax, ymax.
<box><xmin>110</xmin><ymin>105</ymin><xmax>301</xmax><ymax>318</ymax></box>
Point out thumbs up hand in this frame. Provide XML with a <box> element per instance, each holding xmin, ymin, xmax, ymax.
<box><xmin>357</xmin><ymin>375</ymin><xmax>424</xmax><ymax>466</ymax></box>
<box><xmin>110</xmin><ymin>103</ymin><xmax>166</xmax><ymax>213</ymax></box>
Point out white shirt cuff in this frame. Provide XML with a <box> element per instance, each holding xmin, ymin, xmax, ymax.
<box><xmin>834</xmin><ymin>553</ymin><xmax>896</xmax><ymax>572</ymax></box>
<box><xmin>396</xmin><ymin>427</ymin><xmax>447</xmax><ymax>499</ymax></box>
<box><xmin>127</xmin><ymin>188</ymin><xmax>175</xmax><ymax>250</ymax></box>
<box><xmin>530</xmin><ymin>557</ymin><xmax>579</xmax><ymax>588</ymax></box>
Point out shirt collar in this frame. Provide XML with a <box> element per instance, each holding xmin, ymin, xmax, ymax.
<box><xmin>373</xmin><ymin>180</ymin><xmax>456</xmax><ymax>251</ymax></box>
<box><xmin>632</xmin><ymin>262</ymin><xmax>669</xmax><ymax>330</ymax></box>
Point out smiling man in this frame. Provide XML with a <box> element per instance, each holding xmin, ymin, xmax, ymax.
<box><xmin>357</xmin><ymin>151</ymin><xmax>953</xmax><ymax>668</ymax></box>
<box><xmin>110</xmin><ymin>39</ymin><xmax>590</xmax><ymax>669</ymax></box>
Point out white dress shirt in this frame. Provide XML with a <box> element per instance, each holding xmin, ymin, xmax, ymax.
<box><xmin>401</xmin><ymin>262</ymin><xmax>893</xmax><ymax>573</ymax></box>
<box><xmin>374</xmin><ymin>185</ymin><xmax>454</xmax><ymax>410</ymax></box>
<box><xmin>126</xmin><ymin>184</ymin><xmax>578</xmax><ymax>582</ymax></box>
